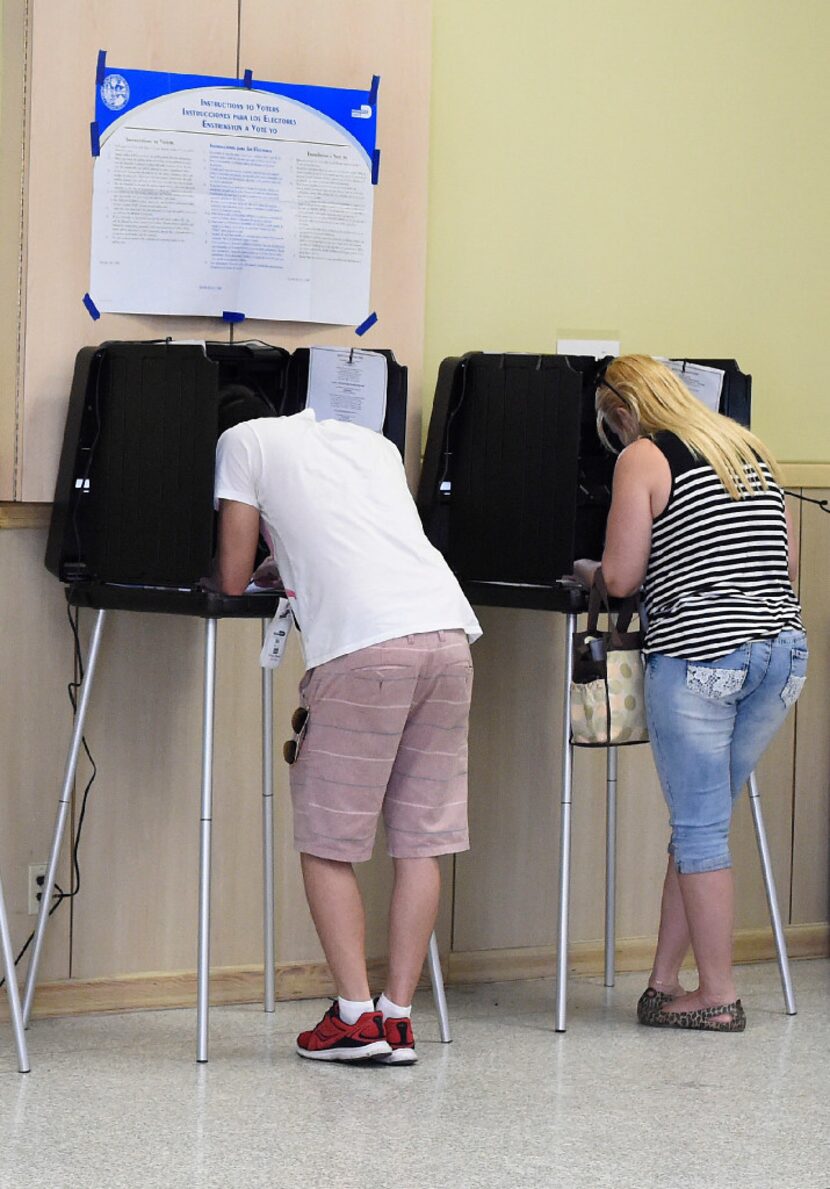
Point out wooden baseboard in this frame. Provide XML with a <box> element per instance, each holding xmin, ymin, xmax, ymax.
<box><xmin>779</xmin><ymin>464</ymin><xmax>830</xmax><ymax>489</ymax></box>
<box><xmin>2</xmin><ymin>924</ymin><xmax>827</xmax><ymax>1021</ymax></box>
<box><xmin>0</xmin><ymin>503</ymin><xmax>51</xmax><ymax>529</ymax></box>
<box><xmin>448</xmin><ymin>923</ymin><xmax>830</xmax><ymax>985</ymax></box>
<box><xmin>0</xmin><ymin>956</ymin><xmax>435</xmax><ymax>1021</ymax></box>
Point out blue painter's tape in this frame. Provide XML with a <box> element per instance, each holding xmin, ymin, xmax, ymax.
<box><xmin>371</xmin><ymin>148</ymin><xmax>381</xmax><ymax>185</ymax></box>
<box><xmin>222</xmin><ymin>310</ymin><xmax>246</xmax><ymax>323</ymax></box>
<box><xmin>243</xmin><ymin>69</ymin><xmax>253</xmax><ymax>88</ymax></box>
<box><xmin>90</xmin><ymin>122</ymin><xmax>101</xmax><ymax>157</ymax></box>
<box><xmin>95</xmin><ymin>50</ymin><xmax>107</xmax><ymax>87</ymax></box>
<box><xmin>368</xmin><ymin>74</ymin><xmax>380</xmax><ymax>106</ymax></box>
<box><xmin>355</xmin><ymin>311</ymin><xmax>378</xmax><ymax>337</ymax></box>
<box><xmin>83</xmin><ymin>293</ymin><xmax>101</xmax><ymax>321</ymax></box>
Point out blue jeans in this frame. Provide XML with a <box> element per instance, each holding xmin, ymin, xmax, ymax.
<box><xmin>644</xmin><ymin>630</ymin><xmax>808</xmax><ymax>874</ymax></box>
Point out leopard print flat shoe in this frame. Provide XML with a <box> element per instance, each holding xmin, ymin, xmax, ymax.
<box><xmin>644</xmin><ymin>998</ymin><xmax>746</xmax><ymax>1032</ymax></box>
<box><xmin>636</xmin><ymin>987</ymin><xmax>675</xmax><ymax>1024</ymax></box>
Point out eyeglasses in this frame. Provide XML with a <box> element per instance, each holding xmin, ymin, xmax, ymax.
<box><xmin>283</xmin><ymin>705</ymin><xmax>309</xmax><ymax>765</ymax></box>
<box><xmin>594</xmin><ymin>355</ymin><xmax>626</xmax><ymax>403</ymax></box>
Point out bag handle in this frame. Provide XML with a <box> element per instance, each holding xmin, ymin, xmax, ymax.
<box><xmin>589</xmin><ymin>569</ymin><xmax>642</xmax><ymax>642</ymax></box>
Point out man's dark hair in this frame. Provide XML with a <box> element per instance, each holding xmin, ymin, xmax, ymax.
<box><xmin>217</xmin><ymin>383</ymin><xmax>277</xmax><ymax>436</ymax></box>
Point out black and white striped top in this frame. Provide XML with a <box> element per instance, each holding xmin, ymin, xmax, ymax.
<box><xmin>643</xmin><ymin>432</ymin><xmax>803</xmax><ymax>660</ymax></box>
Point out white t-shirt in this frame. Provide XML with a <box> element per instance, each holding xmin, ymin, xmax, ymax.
<box><xmin>215</xmin><ymin>411</ymin><xmax>481</xmax><ymax>668</ymax></box>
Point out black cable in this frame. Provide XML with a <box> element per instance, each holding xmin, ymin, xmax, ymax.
<box><xmin>0</xmin><ymin>603</ymin><xmax>98</xmax><ymax>990</ymax></box>
<box><xmin>70</xmin><ymin>352</ymin><xmax>104</xmax><ymax>577</ymax></box>
<box><xmin>784</xmin><ymin>490</ymin><xmax>830</xmax><ymax>515</ymax></box>
<box><xmin>63</xmin><ymin>602</ymin><xmax>98</xmax><ymax>900</ymax></box>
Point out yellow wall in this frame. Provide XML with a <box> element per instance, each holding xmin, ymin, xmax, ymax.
<box><xmin>425</xmin><ymin>0</ymin><xmax>830</xmax><ymax>464</ymax></box>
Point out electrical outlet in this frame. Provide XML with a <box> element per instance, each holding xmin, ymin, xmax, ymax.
<box><xmin>27</xmin><ymin>863</ymin><xmax>47</xmax><ymax>916</ymax></box>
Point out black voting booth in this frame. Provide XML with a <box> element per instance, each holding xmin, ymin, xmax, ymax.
<box><xmin>417</xmin><ymin>351</ymin><xmax>752</xmax><ymax>609</ymax></box>
<box><xmin>28</xmin><ymin>339</ymin><xmax>453</xmax><ymax>1064</ymax></box>
<box><xmin>417</xmin><ymin>351</ymin><xmax>796</xmax><ymax>1030</ymax></box>
<box><xmin>45</xmin><ymin>339</ymin><xmax>407</xmax><ymax>598</ymax></box>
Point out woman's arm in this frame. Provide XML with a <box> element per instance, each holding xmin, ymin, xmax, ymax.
<box><xmin>600</xmin><ymin>439</ymin><xmax>670</xmax><ymax>597</ymax></box>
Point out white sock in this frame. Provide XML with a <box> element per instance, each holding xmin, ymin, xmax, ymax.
<box><xmin>337</xmin><ymin>996</ymin><xmax>374</xmax><ymax>1026</ymax></box>
<box><xmin>377</xmin><ymin>992</ymin><xmax>411</xmax><ymax>1020</ymax></box>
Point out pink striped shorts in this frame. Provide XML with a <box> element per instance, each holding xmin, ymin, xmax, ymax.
<box><xmin>289</xmin><ymin>630</ymin><xmax>473</xmax><ymax>862</ymax></box>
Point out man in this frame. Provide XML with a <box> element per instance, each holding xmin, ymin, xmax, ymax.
<box><xmin>214</xmin><ymin>408</ymin><xmax>481</xmax><ymax>1064</ymax></box>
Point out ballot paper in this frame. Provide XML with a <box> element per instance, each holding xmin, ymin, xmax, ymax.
<box><xmin>306</xmin><ymin>346</ymin><xmax>387</xmax><ymax>432</ymax></box>
<box><xmin>661</xmin><ymin>359</ymin><xmax>724</xmax><ymax>413</ymax></box>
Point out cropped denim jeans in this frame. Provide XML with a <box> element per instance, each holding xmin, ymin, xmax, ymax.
<box><xmin>644</xmin><ymin>630</ymin><xmax>808</xmax><ymax>874</ymax></box>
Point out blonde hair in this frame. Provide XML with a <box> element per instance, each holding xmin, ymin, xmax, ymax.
<box><xmin>595</xmin><ymin>355</ymin><xmax>781</xmax><ymax>499</ymax></box>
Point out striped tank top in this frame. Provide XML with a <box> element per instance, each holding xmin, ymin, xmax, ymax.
<box><xmin>643</xmin><ymin>432</ymin><xmax>803</xmax><ymax>660</ymax></box>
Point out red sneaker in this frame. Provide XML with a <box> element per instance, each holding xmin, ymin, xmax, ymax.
<box><xmin>296</xmin><ymin>1002</ymin><xmax>391</xmax><ymax>1062</ymax></box>
<box><xmin>374</xmin><ymin>1014</ymin><xmax>417</xmax><ymax>1065</ymax></box>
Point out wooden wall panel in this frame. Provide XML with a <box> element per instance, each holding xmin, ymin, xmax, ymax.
<box><xmin>0</xmin><ymin>0</ymin><xmax>29</xmax><ymax>499</ymax></box>
<box><xmin>729</xmin><ymin>495</ymin><xmax>802</xmax><ymax>929</ymax></box>
<box><xmin>19</xmin><ymin>0</ymin><xmax>238</xmax><ymax>502</ymax></box>
<box><xmin>791</xmin><ymin>491</ymin><xmax>830</xmax><ymax>924</ymax></box>
<box><xmin>0</xmin><ymin>530</ymin><xmax>73</xmax><ymax>983</ymax></box>
<box><xmin>24</xmin><ymin>0</ymin><xmax>435</xmax><ymax>980</ymax></box>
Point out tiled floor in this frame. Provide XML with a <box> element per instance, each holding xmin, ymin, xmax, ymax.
<box><xmin>1</xmin><ymin>960</ymin><xmax>828</xmax><ymax>1188</ymax></box>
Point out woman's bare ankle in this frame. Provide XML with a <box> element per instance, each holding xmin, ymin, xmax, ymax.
<box><xmin>648</xmin><ymin>973</ymin><xmax>684</xmax><ymax>996</ymax></box>
<box><xmin>697</xmin><ymin>984</ymin><xmax>738</xmax><ymax>1007</ymax></box>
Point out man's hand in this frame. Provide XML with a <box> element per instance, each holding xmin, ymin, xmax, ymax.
<box><xmin>250</xmin><ymin>556</ymin><xmax>283</xmax><ymax>591</ymax></box>
<box><xmin>216</xmin><ymin>499</ymin><xmax>261</xmax><ymax>595</ymax></box>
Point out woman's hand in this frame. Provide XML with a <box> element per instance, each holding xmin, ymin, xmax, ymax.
<box><xmin>572</xmin><ymin>559</ymin><xmax>601</xmax><ymax>589</ymax></box>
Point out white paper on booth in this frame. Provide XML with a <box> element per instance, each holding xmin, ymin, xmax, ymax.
<box><xmin>306</xmin><ymin>346</ymin><xmax>387</xmax><ymax>432</ymax></box>
<box><xmin>661</xmin><ymin>359</ymin><xmax>724</xmax><ymax>413</ymax></box>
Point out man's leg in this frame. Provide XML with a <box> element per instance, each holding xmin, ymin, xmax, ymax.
<box><xmin>385</xmin><ymin>856</ymin><xmax>441</xmax><ymax>1006</ymax></box>
<box><xmin>295</xmin><ymin>852</ymin><xmax>389</xmax><ymax>1060</ymax></box>
<box><xmin>288</xmin><ymin>642</ymin><xmax>420</xmax><ymax>1060</ymax></box>
<box><xmin>300</xmin><ymin>853</ymin><xmax>371</xmax><ymax>1001</ymax></box>
<box><xmin>378</xmin><ymin>630</ymin><xmax>472</xmax><ymax>1062</ymax></box>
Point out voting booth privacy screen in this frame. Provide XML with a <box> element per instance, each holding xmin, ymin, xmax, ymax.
<box><xmin>417</xmin><ymin>353</ymin><xmax>751</xmax><ymax>610</ymax></box>
<box><xmin>46</xmin><ymin>341</ymin><xmax>407</xmax><ymax>590</ymax></box>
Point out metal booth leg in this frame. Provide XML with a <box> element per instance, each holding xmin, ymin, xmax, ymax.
<box><xmin>196</xmin><ymin>618</ymin><xmax>218</xmax><ymax>1062</ymax></box>
<box><xmin>555</xmin><ymin>612</ymin><xmax>577</xmax><ymax>1032</ymax></box>
<box><xmin>747</xmin><ymin>771</ymin><xmax>797</xmax><ymax>1015</ymax></box>
<box><xmin>427</xmin><ymin>931</ymin><xmax>451</xmax><ymax>1043</ymax></box>
<box><xmin>261</xmin><ymin>622</ymin><xmax>276</xmax><ymax>1014</ymax></box>
<box><xmin>0</xmin><ymin>870</ymin><xmax>29</xmax><ymax>1072</ymax></box>
<box><xmin>604</xmin><ymin>746</ymin><xmax>618</xmax><ymax>988</ymax></box>
<box><xmin>23</xmin><ymin>607</ymin><xmax>107</xmax><ymax>1027</ymax></box>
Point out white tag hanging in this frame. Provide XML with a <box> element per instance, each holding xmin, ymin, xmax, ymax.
<box><xmin>259</xmin><ymin>598</ymin><xmax>294</xmax><ymax>669</ymax></box>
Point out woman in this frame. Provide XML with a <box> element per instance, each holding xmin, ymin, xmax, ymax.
<box><xmin>575</xmin><ymin>355</ymin><xmax>807</xmax><ymax>1032</ymax></box>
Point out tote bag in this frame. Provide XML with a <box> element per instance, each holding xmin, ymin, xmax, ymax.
<box><xmin>570</xmin><ymin>571</ymin><xmax>649</xmax><ymax>747</ymax></box>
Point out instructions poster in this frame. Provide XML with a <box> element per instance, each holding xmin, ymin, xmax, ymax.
<box><xmin>89</xmin><ymin>66</ymin><xmax>378</xmax><ymax>324</ymax></box>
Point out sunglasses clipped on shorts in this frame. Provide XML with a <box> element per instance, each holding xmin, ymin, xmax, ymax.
<box><xmin>283</xmin><ymin>706</ymin><xmax>309</xmax><ymax>765</ymax></box>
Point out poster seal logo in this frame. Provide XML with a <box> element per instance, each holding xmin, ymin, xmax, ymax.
<box><xmin>100</xmin><ymin>74</ymin><xmax>130</xmax><ymax>111</ymax></box>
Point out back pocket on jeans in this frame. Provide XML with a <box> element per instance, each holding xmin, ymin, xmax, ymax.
<box><xmin>781</xmin><ymin>647</ymin><xmax>808</xmax><ymax>708</ymax></box>
<box><xmin>686</xmin><ymin>661</ymin><xmax>747</xmax><ymax>701</ymax></box>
